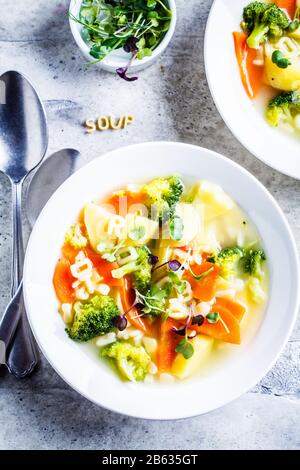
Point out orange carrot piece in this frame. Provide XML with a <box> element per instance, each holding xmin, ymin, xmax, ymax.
<box><xmin>121</xmin><ymin>277</ymin><xmax>155</xmax><ymax>336</ymax></box>
<box><xmin>53</xmin><ymin>258</ymin><xmax>76</xmax><ymax>304</ymax></box>
<box><xmin>233</xmin><ymin>31</ymin><xmax>264</xmax><ymax>99</ymax></box>
<box><xmin>84</xmin><ymin>246</ymin><xmax>123</xmax><ymax>287</ymax></box>
<box><xmin>275</xmin><ymin>0</ymin><xmax>296</xmax><ymax>18</ymax></box>
<box><xmin>157</xmin><ymin>318</ymin><xmax>181</xmax><ymax>372</ymax></box>
<box><xmin>215</xmin><ymin>298</ymin><xmax>246</xmax><ymax>322</ymax></box>
<box><xmin>106</xmin><ymin>191</ymin><xmax>147</xmax><ymax>215</ymax></box>
<box><xmin>193</xmin><ymin>304</ymin><xmax>241</xmax><ymax>345</ymax></box>
<box><xmin>63</xmin><ymin>244</ymin><xmax>124</xmax><ymax>287</ymax></box>
<box><xmin>184</xmin><ymin>262</ymin><xmax>220</xmax><ymax>302</ymax></box>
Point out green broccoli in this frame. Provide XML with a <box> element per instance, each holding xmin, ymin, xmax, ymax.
<box><xmin>243</xmin><ymin>249</ymin><xmax>266</xmax><ymax>278</ymax></box>
<box><xmin>67</xmin><ymin>294</ymin><xmax>119</xmax><ymax>342</ymax></box>
<box><xmin>266</xmin><ymin>91</ymin><xmax>300</xmax><ymax>127</ymax></box>
<box><xmin>101</xmin><ymin>341</ymin><xmax>151</xmax><ymax>382</ymax></box>
<box><xmin>211</xmin><ymin>244</ymin><xmax>267</xmax><ymax>303</ymax></box>
<box><xmin>112</xmin><ymin>246</ymin><xmax>152</xmax><ymax>293</ymax></box>
<box><xmin>65</xmin><ymin>223</ymin><xmax>87</xmax><ymax>249</ymax></box>
<box><xmin>142</xmin><ymin>176</ymin><xmax>184</xmax><ymax>220</ymax></box>
<box><xmin>242</xmin><ymin>249</ymin><xmax>266</xmax><ymax>304</ymax></box>
<box><xmin>242</xmin><ymin>2</ymin><xmax>290</xmax><ymax>49</ymax></box>
<box><xmin>212</xmin><ymin>246</ymin><xmax>245</xmax><ymax>279</ymax></box>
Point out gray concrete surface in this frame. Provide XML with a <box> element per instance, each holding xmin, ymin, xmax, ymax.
<box><xmin>0</xmin><ymin>0</ymin><xmax>299</xmax><ymax>450</ymax></box>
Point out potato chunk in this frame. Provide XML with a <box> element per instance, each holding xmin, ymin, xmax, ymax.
<box><xmin>172</xmin><ymin>335</ymin><xmax>214</xmax><ymax>379</ymax></box>
<box><xmin>264</xmin><ymin>39</ymin><xmax>300</xmax><ymax>91</ymax></box>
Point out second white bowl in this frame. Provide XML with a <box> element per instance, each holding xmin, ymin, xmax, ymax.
<box><xmin>205</xmin><ymin>0</ymin><xmax>300</xmax><ymax>179</ymax></box>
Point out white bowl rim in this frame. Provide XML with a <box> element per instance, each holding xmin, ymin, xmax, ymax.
<box><xmin>69</xmin><ymin>0</ymin><xmax>177</xmax><ymax>70</ymax></box>
<box><xmin>204</xmin><ymin>0</ymin><xmax>300</xmax><ymax>180</ymax></box>
<box><xmin>23</xmin><ymin>141</ymin><xmax>300</xmax><ymax>420</ymax></box>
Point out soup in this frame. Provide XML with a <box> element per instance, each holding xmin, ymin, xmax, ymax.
<box><xmin>53</xmin><ymin>176</ymin><xmax>268</xmax><ymax>383</ymax></box>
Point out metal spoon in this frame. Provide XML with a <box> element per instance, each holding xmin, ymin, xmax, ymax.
<box><xmin>6</xmin><ymin>149</ymin><xmax>83</xmax><ymax>378</ymax></box>
<box><xmin>0</xmin><ymin>71</ymin><xmax>48</xmax><ymax>377</ymax></box>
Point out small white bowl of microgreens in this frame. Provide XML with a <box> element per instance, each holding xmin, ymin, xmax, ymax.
<box><xmin>69</xmin><ymin>0</ymin><xmax>176</xmax><ymax>81</ymax></box>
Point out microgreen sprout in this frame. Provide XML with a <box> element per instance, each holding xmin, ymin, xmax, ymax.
<box><xmin>153</xmin><ymin>259</ymin><xmax>181</xmax><ymax>272</ymax></box>
<box><xmin>272</xmin><ymin>50</ymin><xmax>291</xmax><ymax>69</ymax></box>
<box><xmin>191</xmin><ymin>314</ymin><xmax>205</xmax><ymax>326</ymax></box>
<box><xmin>113</xmin><ymin>315</ymin><xmax>128</xmax><ymax>331</ymax></box>
<box><xmin>175</xmin><ymin>338</ymin><xmax>194</xmax><ymax>360</ymax></box>
<box><xmin>206</xmin><ymin>312</ymin><xmax>220</xmax><ymax>324</ymax></box>
<box><xmin>173</xmin><ymin>305</ymin><xmax>196</xmax><ymax>358</ymax></box>
<box><xmin>148</xmin><ymin>254</ymin><xmax>159</xmax><ymax>267</ymax></box>
<box><xmin>207</xmin><ymin>312</ymin><xmax>230</xmax><ymax>334</ymax></box>
<box><xmin>289</xmin><ymin>19</ymin><xmax>300</xmax><ymax>32</ymax></box>
<box><xmin>134</xmin><ymin>287</ymin><xmax>167</xmax><ymax>315</ymax></box>
<box><xmin>99</xmin><ymin>240</ymin><xmax>125</xmax><ymax>262</ymax></box>
<box><xmin>188</xmin><ymin>266</ymin><xmax>214</xmax><ymax>281</ymax></box>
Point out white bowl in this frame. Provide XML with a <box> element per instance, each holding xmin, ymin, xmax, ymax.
<box><xmin>205</xmin><ymin>0</ymin><xmax>300</xmax><ymax>180</ymax></box>
<box><xmin>69</xmin><ymin>0</ymin><xmax>177</xmax><ymax>73</ymax></box>
<box><xmin>23</xmin><ymin>142</ymin><xmax>299</xmax><ymax>420</ymax></box>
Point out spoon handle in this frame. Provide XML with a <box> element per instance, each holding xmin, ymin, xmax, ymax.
<box><xmin>0</xmin><ymin>183</ymin><xmax>24</xmax><ymax>350</ymax></box>
<box><xmin>5</xmin><ymin>181</ymin><xmax>39</xmax><ymax>377</ymax></box>
<box><xmin>6</xmin><ymin>300</ymin><xmax>39</xmax><ymax>378</ymax></box>
<box><xmin>11</xmin><ymin>182</ymin><xmax>24</xmax><ymax>296</ymax></box>
<box><xmin>0</xmin><ymin>284</ymin><xmax>23</xmax><ymax>352</ymax></box>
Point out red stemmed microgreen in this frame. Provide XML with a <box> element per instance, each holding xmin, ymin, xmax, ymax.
<box><xmin>113</xmin><ymin>315</ymin><xmax>128</xmax><ymax>331</ymax></box>
<box><xmin>173</xmin><ymin>305</ymin><xmax>196</xmax><ymax>359</ymax></box>
<box><xmin>153</xmin><ymin>259</ymin><xmax>181</xmax><ymax>272</ymax></box>
<box><xmin>116</xmin><ymin>37</ymin><xmax>139</xmax><ymax>81</ymax></box>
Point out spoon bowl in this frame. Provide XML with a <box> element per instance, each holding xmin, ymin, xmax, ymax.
<box><xmin>0</xmin><ymin>70</ymin><xmax>48</xmax><ymax>183</ymax></box>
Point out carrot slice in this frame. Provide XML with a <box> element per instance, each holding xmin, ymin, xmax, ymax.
<box><xmin>106</xmin><ymin>191</ymin><xmax>147</xmax><ymax>215</ymax></box>
<box><xmin>121</xmin><ymin>277</ymin><xmax>155</xmax><ymax>336</ymax></box>
<box><xmin>233</xmin><ymin>31</ymin><xmax>264</xmax><ymax>99</ymax></box>
<box><xmin>184</xmin><ymin>262</ymin><xmax>220</xmax><ymax>302</ymax></box>
<box><xmin>275</xmin><ymin>0</ymin><xmax>295</xmax><ymax>18</ymax></box>
<box><xmin>157</xmin><ymin>318</ymin><xmax>181</xmax><ymax>372</ymax></box>
<box><xmin>53</xmin><ymin>258</ymin><xmax>76</xmax><ymax>304</ymax></box>
<box><xmin>193</xmin><ymin>304</ymin><xmax>241</xmax><ymax>345</ymax></box>
<box><xmin>215</xmin><ymin>298</ymin><xmax>246</xmax><ymax>322</ymax></box>
<box><xmin>62</xmin><ymin>244</ymin><xmax>124</xmax><ymax>287</ymax></box>
<box><xmin>84</xmin><ymin>246</ymin><xmax>123</xmax><ymax>287</ymax></box>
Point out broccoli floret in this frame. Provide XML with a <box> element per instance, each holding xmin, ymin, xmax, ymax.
<box><xmin>238</xmin><ymin>248</ymin><xmax>267</xmax><ymax>304</ymax></box>
<box><xmin>111</xmin><ymin>246</ymin><xmax>152</xmax><ymax>293</ymax></box>
<box><xmin>242</xmin><ymin>1</ymin><xmax>269</xmax><ymax>31</ymax></box>
<box><xmin>101</xmin><ymin>341</ymin><xmax>151</xmax><ymax>381</ymax></box>
<box><xmin>142</xmin><ymin>176</ymin><xmax>184</xmax><ymax>220</ymax></box>
<box><xmin>213</xmin><ymin>246</ymin><xmax>245</xmax><ymax>279</ymax></box>
<box><xmin>266</xmin><ymin>91</ymin><xmax>300</xmax><ymax>127</ymax></box>
<box><xmin>67</xmin><ymin>294</ymin><xmax>119</xmax><ymax>342</ymax></box>
<box><xmin>243</xmin><ymin>249</ymin><xmax>266</xmax><ymax>278</ymax></box>
<box><xmin>242</xmin><ymin>2</ymin><xmax>290</xmax><ymax>49</ymax></box>
<box><xmin>65</xmin><ymin>223</ymin><xmax>87</xmax><ymax>249</ymax></box>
